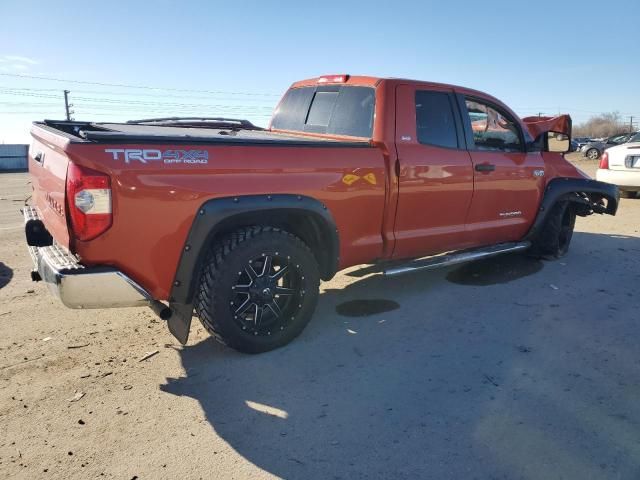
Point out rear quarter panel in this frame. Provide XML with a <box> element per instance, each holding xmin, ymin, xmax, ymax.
<box><xmin>67</xmin><ymin>143</ymin><xmax>387</xmax><ymax>299</ymax></box>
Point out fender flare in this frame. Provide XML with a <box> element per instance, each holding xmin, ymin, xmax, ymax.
<box><xmin>166</xmin><ymin>194</ymin><xmax>339</xmax><ymax>344</ymax></box>
<box><xmin>524</xmin><ymin>177</ymin><xmax>619</xmax><ymax>241</ymax></box>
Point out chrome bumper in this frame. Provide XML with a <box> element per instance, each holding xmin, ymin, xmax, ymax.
<box><xmin>23</xmin><ymin>206</ymin><xmax>152</xmax><ymax>309</ymax></box>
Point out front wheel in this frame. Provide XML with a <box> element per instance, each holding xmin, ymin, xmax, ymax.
<box><xmin>529</xmin><ymin>200</ymin><xmax>576</xmax><ymax>259</ymax></box>
<box><xmin>195</xmin><ymin>226</ymin><xmax>320</xmax><ymax>354</ymax></box>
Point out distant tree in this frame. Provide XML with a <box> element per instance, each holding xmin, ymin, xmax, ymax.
<box><xmin>573</xmin><ymin>112</ymin><xmax>629</xmax><ymax>138</ymax></box>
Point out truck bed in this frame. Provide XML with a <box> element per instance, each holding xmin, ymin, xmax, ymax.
<box><xmin>28</xmin><ymin>118</ymin><xmax>386</xmax><ymax>300</ymax></box>
<box><xmin>34</xmin><ymin>120</ymin><xmax>371</xmax><ymax>146</ymax></box>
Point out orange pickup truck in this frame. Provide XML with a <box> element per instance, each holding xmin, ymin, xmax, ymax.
<box><xmin>24</xmin><ymin>74</ymin><xmax>618</xmax><ymax>353</ymax></box>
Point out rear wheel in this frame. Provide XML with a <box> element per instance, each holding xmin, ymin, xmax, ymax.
<box><xmin>195</xmin><ymin>226</ymin><xmax>320</xmax><ymax>354</ymax></box>
<box><xmin>620</xmin><ymin>191</ymin><xmax>639</xmax><ymax>199</ymax></box>
<box><xmin>529</xmin><ymin>200</ymin><xmax>576</xmax><ymax>259</ymax></box>
<box><xmin>585</xmin><ymin>148</ymin><xmax>600</xmax><ymax>160</ymax></box>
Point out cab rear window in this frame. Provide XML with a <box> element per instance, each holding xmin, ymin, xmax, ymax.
<box><xmin>271</xmin><ymin>85</ymin><xmax>375</xmax><ymax>138</ymax></box>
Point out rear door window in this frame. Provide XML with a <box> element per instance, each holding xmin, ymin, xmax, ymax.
<box><xmin>415</xmin><ymin>90</ymin><xmax>459</xmax><ymax>148</ymax></box>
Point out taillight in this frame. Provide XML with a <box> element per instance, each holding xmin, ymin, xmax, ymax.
<box><xmin>599</xmin><ymin>152</ymin><xmax>609</xmax><ymax>169</ymax></box>
<box><xmin>66</xmin><ymin>163</ymin><xmax>112</xmax><ymax>241</ymax></box>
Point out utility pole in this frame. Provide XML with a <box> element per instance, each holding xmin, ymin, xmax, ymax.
<box><xmin>63</xmin><ymin>90</ymin><xmax>73</xmax><ymax>121</ymax></box>
<box><xmin>628</xmin><ymin>115</ymin><xmax>635</xmax><ymax>132</ymax></box>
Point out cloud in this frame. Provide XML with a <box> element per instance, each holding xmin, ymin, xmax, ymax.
<box><xmin>0</xmin><ymin>55</ymin><xmax>39</xmax><ymax>72</ymax></box>
<box><xmin>0</xmin><ymin>55</ymin><xmax>38</xmax><ymax>65</ymax></box>
<box><xmin>0</xmin><ymin>64</ymin><xmax>28</xmax><ymax>72</ymax></box>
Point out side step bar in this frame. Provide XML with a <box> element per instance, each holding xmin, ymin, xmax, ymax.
<box><xmin>384</xmin><ymin>241</ymin><xmax>531</xmax><ymax>277</ymax></box>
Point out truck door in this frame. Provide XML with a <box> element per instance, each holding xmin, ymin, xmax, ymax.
<box><xmin>393</xmin><ymin>84</ymin><xmax>474</xmax><ymax>259</ymax></box>
<box><xmin>457</xmin><ymin>95</ymin><xmax>544</xmax><ymax>246</ymax></box>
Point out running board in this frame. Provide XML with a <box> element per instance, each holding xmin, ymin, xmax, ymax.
<box><xmin>383</xmin><ymin>241</ymin><xmax>531</xmax><ymax>277</ymax></box>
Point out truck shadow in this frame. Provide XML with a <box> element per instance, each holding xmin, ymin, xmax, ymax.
<box><xmin>0</xmin><ymin>262</ymin><xmax>13</xmax><ymax>289</ymax></box>
<box><xmin>445</xmin><ymin>252</ymin><xmax>543</xmax><ymax>286</ymax></box>
<box><xmin>161</xmin><ymin>232</ymin><xmax>640</xmax><ymax>479</ymax></box>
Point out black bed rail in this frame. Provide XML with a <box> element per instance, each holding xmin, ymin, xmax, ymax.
<box><xmin>126</xmin><ymin>117</ymin><xmax>263</xmax><ymax>130</ymax></box>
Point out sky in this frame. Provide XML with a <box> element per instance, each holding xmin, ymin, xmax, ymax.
<box><xmin>1</xmin><ymin>0</ymin><xmax>639</xmax><ymax>144</ymax></box>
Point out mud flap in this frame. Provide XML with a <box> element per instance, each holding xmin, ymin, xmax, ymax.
<box><xmin>167</xmin><ymin>303</ymin><xmax>193</xmax><ymax>345</ymax></box>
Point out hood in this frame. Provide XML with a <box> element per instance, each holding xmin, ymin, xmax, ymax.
<box><xmin>521</xmin><ymin>115</ymin><xmax>572</xmax><ymax>139</ymax></box>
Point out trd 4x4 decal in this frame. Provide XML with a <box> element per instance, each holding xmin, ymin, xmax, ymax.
<box><xmin>105</xmin><ymin>148</ymin><xmax>208</xmax><ymax>165</ymax></box>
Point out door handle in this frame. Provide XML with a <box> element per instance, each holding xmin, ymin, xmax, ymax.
<box><xmin>475</xmin><ymin>163</ymin><xmax>495</xmax><ymax>172</ymax></box>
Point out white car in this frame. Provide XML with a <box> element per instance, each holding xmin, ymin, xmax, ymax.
<box><xmin>596</xmin><ymin>142</ymin><xmax>640</xmax><ymax>198</ymax></box>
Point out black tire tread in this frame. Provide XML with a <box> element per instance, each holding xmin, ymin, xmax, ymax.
<box><xmin>529</xmin><ymin>200</ymin><xmax>575</xmax><ymax>259</ymax></box>
<box><xmin>194</xmin><ymin>226</ymin><xmax>316</xmax><ymax>350</ymax></box>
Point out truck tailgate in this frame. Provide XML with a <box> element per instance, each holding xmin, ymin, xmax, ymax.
<box><xmin>29</xmin><ymin>136</ymin><xmax>71</xmax><ymax>248</ymax></box>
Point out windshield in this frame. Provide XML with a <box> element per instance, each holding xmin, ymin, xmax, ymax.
<box><xmin>271</xmin><ymin>85</ymin><xmax>375</xmax><ymax>138</ymax></box>
<box><xmin>609</xmin><ymin>134</ymin><xmax>631</xmax><ymax>144</ymax></box>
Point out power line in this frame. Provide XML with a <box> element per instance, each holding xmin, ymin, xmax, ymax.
<box><xmin>0</xmin><ymin>103</ymin><xmax>273</xmax><ymax>114</ymax></box>
<box><xmin>0</xmin><ymin>72</ymin><xmax>281</xmax><ymax>97</ymax></box>
<box><xmin>0</xmin><ymin>90</ymin><xmax>67</xmax><ymax>99</ymax></box>
<box><xmin>0</xmin><ymin>102</ymin><xmax>274</xmax><ymax>115</ymax></box>
<box><xmin>79</xmin><ymin>112</ymin><xmax>272</xmax><ymax>118</ymax></box>
<box><xmin>0</xmin><ymin>112</ymin><xmax>66</xmax><ymax>115</ymax></box>
<box><xmin>72</xmin><ymin>97</ymin><xmax>274</xmax><ymax>110</ymax></box>
<box><xmin>0</xmin><ymin>100</ymin><xmax>268</xmax><ymax>110</ymax></box>
<box><xmin>0</xmin><ymin>101</ymin><xmax>61</xmax><ymax>107</ymax></box>
<box><xmin>0</xmin><ymin>86</ymin><xmax>277</xmax><ymax>102</ymax></box>
<box><xmin>516</xmin><ymin>107</ymin><xmax>640</xmax><ymax>117</ymax></box>
<box><xmin>0</xmin><ymin>89</ymin><xmax>275</xmax><ymax>110</ymax></box>
<box><xmin>0</xmin><ymin>111</ymin><xmax>272</xmax><ymax>117</ymax></box>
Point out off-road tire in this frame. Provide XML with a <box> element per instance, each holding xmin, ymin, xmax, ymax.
<box><xmin>194</xmin><ymin>226</ymin><xmax>320</xmax><ymax>354</ymax></box>
<box><xmin>528</xmin><ymin>200</ymin><xmax>576</xmax><ymax>259</ymax></box>
<box><xmin>620</xmin><ymin>191</ymin><xmax>639</xmax><ymax>199</ymax></box>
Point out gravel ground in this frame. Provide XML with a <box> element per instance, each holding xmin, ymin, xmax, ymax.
<box><xmin>1</xmin><ymin>157</ymin><xmax>639</xmax><ymax>480</ymax></box>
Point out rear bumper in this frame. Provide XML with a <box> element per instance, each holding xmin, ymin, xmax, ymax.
<box><xmin>23</xmin><ymin>206</ymin><xmax>152</xmax><ymax>309</ymax></box>
<box><xmin>596</xmin><ymin>169</ymin><xmax>640</xmax><ymax>191</ymax></box>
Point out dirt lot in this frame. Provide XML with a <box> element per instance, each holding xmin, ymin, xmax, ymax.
<box><xmin>1</xmin><ymin>156</ymin><xmax>639</xmax><ymax>479</ymax></box>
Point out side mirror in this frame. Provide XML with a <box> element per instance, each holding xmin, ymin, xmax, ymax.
<box><xmin>547</xmin><ymin>131</ymin><xmax>571</xmax><ymax>153</ymax></box>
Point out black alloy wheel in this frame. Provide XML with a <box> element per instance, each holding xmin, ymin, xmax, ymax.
<box><xmin>230</xmin><ymin>253</ymin><xmax>303</xmax><ymax>336</ymax></box>
<box><xmin>195</xmin><ymin>226</ymin><xmax>320</xmax><ymax>353</ymax></box>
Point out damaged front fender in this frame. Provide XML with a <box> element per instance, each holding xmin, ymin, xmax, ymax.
<box><xmin>524</xmin><ymin>177</ymin><xmax>619</xmax><ymax>242</ymax></box>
